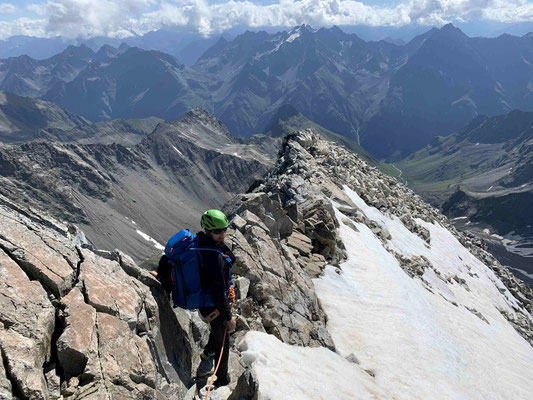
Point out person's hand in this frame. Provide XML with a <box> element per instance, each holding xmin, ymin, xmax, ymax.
<box><xmin>226</xmin><ymin>318</ymin><xmax>236</xmax><ymax>334</ymax></box>
<box><xmin>228</xmin><ymin>287</ymin><xmax>236</xmax><ymax>305</ymax></box>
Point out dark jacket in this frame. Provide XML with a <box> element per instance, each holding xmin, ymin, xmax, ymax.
<box><xmin>196</xmin><ymin>231</ymin><xmax>235</xmax><ymax>321</ymax></box>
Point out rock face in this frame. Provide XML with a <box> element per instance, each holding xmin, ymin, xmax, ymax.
<box><xmin>0</xmin><ymin>202</ymin><xmax>196</xmax><ymax>399</ymax></box>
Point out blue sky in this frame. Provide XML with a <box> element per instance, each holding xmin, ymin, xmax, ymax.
<box><xmin>1</xmin><ymin>1</ymin><xmax>533</xmax><ymax>40</ymax></box>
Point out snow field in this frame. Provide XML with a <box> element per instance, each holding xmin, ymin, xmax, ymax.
<box><xmin>312</xmin><ymin>187</ymin><xmax>533</xmax><ymax>399</ymax></box>
<box><xmin>240</xmin><ymin>186</ymin><xmax>533</xmax><ymax>399</ymax></box>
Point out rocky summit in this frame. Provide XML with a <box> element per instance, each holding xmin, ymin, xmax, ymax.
<box><xmin>1</xmin><ymin>130</ymin><xmax>532</xmax><ymax>399</ymax></box>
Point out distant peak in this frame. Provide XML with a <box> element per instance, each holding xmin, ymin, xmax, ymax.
<box><xmin>61</xmin><ymin>44</ymin><xmax>95</xmax><ymax>57</ymax></box>
<box><xmin>299</xmin><ymin>24</ymin><xmax>316</xmax><ymax>34</ymax></box>
<box><xmin>185</xmin><ymin>107</ymin><xmax>212</xmax><ymax>119</ymax></box>
<box><xmin>118</xmin><ymin>42</ymin><xmax>130</xmax><ymax>50</ymax></box>
<box><xmin>216</xmin><ymin>36</ymin><xmax>228</xmax><ymax>44</ymax></box>
<box><xmin>439</xmin><ymin>23</ymin><xmax>467</xmax><ymax>38</ymax></box>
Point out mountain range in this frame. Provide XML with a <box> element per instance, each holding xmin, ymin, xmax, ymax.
<box><xmin>4</xmin><ymin>24</ymin><xmax>533</xmax><ymax>159</ymax></box>
<box><xmin>0</xmin><ymin>30</ymin><xmax>221</xmax><ymax>65</ymax></box>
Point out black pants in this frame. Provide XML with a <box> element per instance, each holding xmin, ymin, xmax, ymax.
<box><xmin>200</xmin><ymin>307</ymin><xmax>230</xmax><ymax>384</ymax></box>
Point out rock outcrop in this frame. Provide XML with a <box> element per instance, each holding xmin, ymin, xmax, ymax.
<box><xmin>0</xmin><ymin>202</ymin><xmax>195</xmax><ymax>399</ymax></box>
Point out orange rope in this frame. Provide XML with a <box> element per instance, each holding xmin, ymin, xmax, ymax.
<box><xmin>205</xmin><ymin>326</ymin><xmax>228</xmax><ymax>400</ymax></box>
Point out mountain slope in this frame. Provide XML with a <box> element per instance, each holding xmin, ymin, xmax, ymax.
<box><xmin>0</xmin><ymin>90</ymin><xmax>90</xmax><ymax>142</ymax></box>
<box><xmin>196</xmin><ymin>25</ymin><xmax>404</xmax><ymax>138</ymax></box>
<box><xmin>0</xmin><ymin>109</ymin><xmax>278</xmax><ymax>261</ymax></box>
<box><xmin>0</xmin><ymin>89</ymin><xmax>161</xmax><ymax>145</ymax></box>
<box><xmin>1</xmin><ymin>129</ymin><xmax>532</xmax><ymax>400</ymax></box>
<box><xmin>0</xmin><ymin>45</ymin><xmax>95</xmax><ymax>97</ymax></box>
<box><xmin>5</xmin><ymin>24</ymin><xmax>533</xmax><ymax>161</ymax></box>
<box><xmin>43</xmin><ymin>46</ymin><xmax>208</xmax><ymax>122</ymax></box>
<box><xmin>397</xmin><ymin>109</ymin><xmax>533</xmax><ymax>282</ymax></box>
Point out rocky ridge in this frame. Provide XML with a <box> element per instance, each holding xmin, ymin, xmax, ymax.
<box><xmin>224</xmin><ymin>130</ymin><xmax>533</xmax><ymax>351</ymax></box>
<box><xmin>0</xmin><ymin>197</ymin><xmax>192</xmax><ymax>399</ymax></box>
<box><xmin>2</xmin><ymin>129</ymin><xmax>533</xmax><ymax>400</ymax></box>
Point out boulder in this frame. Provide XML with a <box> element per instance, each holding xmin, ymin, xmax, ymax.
<box><xmin>0</xmin><ymin>347</ymin><xmax>12</xmax><ymax>400</ymax></box>
<box><xmin>235</xmin><ymin>276</ymin><xmax>251</xmax><ymax>300</ymax></box>
<box><xmin>96</xmin><ymin>312</ymin><xmax>158</xmax><ymax>391</ymax></box>
<box><xmin>286</xmin><ymin>231</ymin><xmax>313</xmax><ymax>257</ymax></box>
<box><xmin>225</xmin><ymin>193</ymin><xmax>293</xmax><ymax>239</ymax></box>
<box><xmin>228</xmin><ymin>369</ymin><xmax>259</xmax><ymax>400</ymax></box>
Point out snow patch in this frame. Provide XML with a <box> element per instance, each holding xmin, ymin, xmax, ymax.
<box><xmin>241</xmin><ymin>184</ymin><xmax>533</xmax><ymax>400</ymax></box>
<box><xmin>452</xmin><ymin>216</ymin><xmax>468</xmax><ymax>221</ymax></box>
<box><xmin>286</xmin><ymin>32</ymin><xmax>300</xmax><ymax>42</ymax></box>
<box><xmin>172</xmin><ymin>145</ymin><xmax>183</xmax><ymax>156</ymax></box>
<box><xmin>136</xmin><ymin>229</ymin><xmax>164</xmax><ymax>250</ymax></box>
<box><xmin>238</xmin><ymin>331</ymin><xmax>390</xmax><ymax>399</ymax></box>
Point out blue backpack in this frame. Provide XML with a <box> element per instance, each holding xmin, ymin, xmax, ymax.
<box><xmin>164</xmin><ymin>229</ymin><xmax>231</xmax><ymax>309</ymax></box>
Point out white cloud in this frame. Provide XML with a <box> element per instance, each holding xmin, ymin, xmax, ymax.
<box><xmin>0</xmin><ymin>3</ymin><xmax>17</xmax><ymax>14</ymax></box>
<box><xmin>0</xmin><ymin>18</ymin><xmax>46</xmax><ymax>39</ymax></box>
<box><xmin>1</xmin><ymin>0</ymin><xmax>533</xmax><ymax>39</ymax></box>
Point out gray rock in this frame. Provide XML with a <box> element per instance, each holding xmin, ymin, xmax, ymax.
<box><xmin>80</xmin><ymin>249</ymin><xmax>142</xmax><ymax>329</ymax></box>
<box><xmin>228</xmin><ymin>369</ymin><xmax>259</xmax><ymax>400</ymax></box>
<box><xmin>240</xmin><ymin>210</ymin><xmax>270</xmax><ymax>233</ymax></box>
<box><xmin>0</xmin><ymin>247</ymin><xmax>55</xmax><ymax>400</ymax></box>
<box><xmin>44</xmin><ymin>366</ymin><xmax>61</xmax><ymax>400</ymax></box>
<box><xmin>231</xmin><ymin>214</ymin><xmax>248</xmax><ymax>233</ymax></box>
<box><xmin>346</xmin><ymin>353</ymin><xmax>359</xmax><ymax>364</ymax></box>
<box><xmin>235</xmin><ymin>276</ymin><xmax>251</xmax><ymax>300</ymax></box>
<box><xmin>286</xmin><ymin>231</ymin><xmax>313</xmax><ymax>257</ymax></box>
<box><xmin>0</xmin><ymin>206</ymin><xmax>77</xmax><ymax>298</ymax></box>
<box><xmin>56</xmin><ymin>288</ymin><xmax>99</xmax><ymax>379</ymax></box>
<box><xmin>0</xmin><ymin>347</ymin><xmax>12</xmax><ymax>400</ymax></box>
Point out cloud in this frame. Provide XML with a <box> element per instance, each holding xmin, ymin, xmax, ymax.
<box><xmin>1</xmin><ymin>0</ymin><xmax>533</xmax><ymax>39</ymax></box>
<box><xmin>0</xmin><ymin>3</ymin><xmax>17</xmax><ymax>14</ymax></box>
<box><xmin>0</xmin><ymin>18</ymin><xmax>46</xmax><ymax>39</ymax></box>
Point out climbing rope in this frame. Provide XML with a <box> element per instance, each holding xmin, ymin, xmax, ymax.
<box><xmin>204</xmin><ymin>326</ymin><xmax>228</xmax><ymax>400</ymax></box>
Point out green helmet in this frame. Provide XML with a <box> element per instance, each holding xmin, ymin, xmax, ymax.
<box><xmin>201</xmin><ymin>209</ymin><xmax>229</xmax><ymax>230</ymax></box>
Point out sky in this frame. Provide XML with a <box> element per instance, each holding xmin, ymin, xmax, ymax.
<box><xmin>1</xmin><ymin>0</ymin><xmax>533</xmax><ymax>40</ymax></box>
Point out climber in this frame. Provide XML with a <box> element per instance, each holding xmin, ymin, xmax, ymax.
<box><xmin>195</xmin><ymin>209</ymin><xmax>236</xmax><ymax>388</ymax></box>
